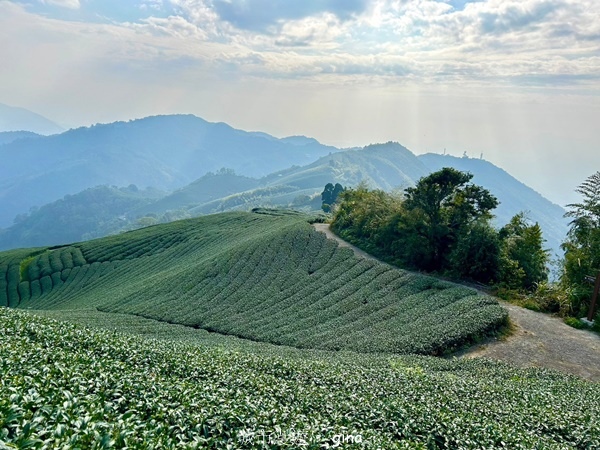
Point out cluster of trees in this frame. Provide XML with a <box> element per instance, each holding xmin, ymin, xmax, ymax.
<box><xmin>559</xmin><ymin>172</ymin><xmax>600</xmax><ymax>317</ymax></box>
<box><xmin>321</xmin><ymin>183</ymin><xmax>345</xmax><ymax>213</ymax></box>
<box><xmin>330</xmin><ymin>168</ymin><xmax>549</xmax><ymax>289</ymax></box>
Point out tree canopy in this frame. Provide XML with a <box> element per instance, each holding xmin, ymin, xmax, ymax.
<box><xmin>321</xmin><ymin>183</ymin><xmax>345</xmax><ymax>213</ymax></box>
<box><xmin>331</xmin><ymin>168</ymin><xmax>548</xmax><ymax>289</ymax></box>
<box><xmin>403</xmin><ymin>167</ymin><xmax>498</xmax><ymax>271</ymax></box>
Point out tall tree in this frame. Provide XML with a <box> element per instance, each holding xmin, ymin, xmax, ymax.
<box><xmin>403</xmin><ymin>168</ymin><xmax>498</xmax><ymax>271</ymax></box>
<box><xmin>321</xmin><ymin>182</ymin><xmax>345</xmax><ymax>213</ymax></box>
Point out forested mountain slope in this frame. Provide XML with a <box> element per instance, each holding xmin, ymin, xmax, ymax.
<box><xmin>0</xmin><ymin>130</ymin><xmax>41</xmax><ymax>146</ymax></box>
<box><xmin>0</xmin><ymin>114</ymin><xmax>335</xmax><ymax>227</ymax></box>
<box><xmin>0</xmin><ymin>185</ymin><xmax>165</xmax><ymax>250</ymax></box>
<box><xmin>262</xmin><ymin>142</ymin><xmax>429</xmax><ymax>192</ymax></box>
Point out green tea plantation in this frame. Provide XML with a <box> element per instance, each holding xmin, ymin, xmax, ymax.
<box><xmin>1</xmin><ymin>211</ymin><xmax>506</xmax><ymax>355</ymax></box>
<box><xmin>4</xmin><ymin>210</ymin><xmax>598</xmax><ymax>449</ymax></box>
<box><xmin>1</xmin><ymin>308</ymin><xmax>599</xmax><ymax>448</ymax></box>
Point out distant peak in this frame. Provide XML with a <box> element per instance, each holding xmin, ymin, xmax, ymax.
<box><xmin>0</xmin><ymin>102</ymin><xmax>65</xmax><ymax>135</ymax></box>
<box><xmin>280</xmin><ymin>135</ymin><xmax>320</xmax><ymax>146</ymax></box>
<box><xmin>363</xmin><ymin>141</ymin><xmax>411</xmax><ymax>152</ymax></box>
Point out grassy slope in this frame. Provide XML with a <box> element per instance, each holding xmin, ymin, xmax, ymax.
<box><xmin>1</xmin><ymin>211</ymin><xmax>506</xmax><ymax>355</ymax></box>
<box><xmin>2</xmin><ymin>307</ymin><xmax>599</xmax><ymax>449</ymax></box>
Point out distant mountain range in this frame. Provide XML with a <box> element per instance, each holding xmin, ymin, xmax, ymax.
<box><xmin>0</xmin><ymin>113</ymin><xmax>569</xmax><ymax>256</ymax></box>
<box><xmin>0</xmin><ymin>103</ymin><xmax>64</xmax><ymax>135</ymax></box>
<box><xmin>0</xmin><ymin>131</ymin><xmax>568</xmax><ymax>256</ymax></box>
<box><xmin>0</xmin><ymin>114</ymin><xmax>337</xmax><ymax>228</ymax></box>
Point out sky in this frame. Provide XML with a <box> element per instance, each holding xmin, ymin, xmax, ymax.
<box><xmin>0</xmin><ymin>0</ymin><xmax>599</xmax><ymax>206</ymax></box>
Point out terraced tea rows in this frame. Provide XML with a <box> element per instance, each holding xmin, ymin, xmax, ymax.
<box><xmin>2</xmin><ymin>308</ymin><xmax>599</xmax><ymax>448</ymax></box>
<box><xmin>1</xmin><ymin>211</ymin><xmax>507</xmax><ymax>355</ymax></box>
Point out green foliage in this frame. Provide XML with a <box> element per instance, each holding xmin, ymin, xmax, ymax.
<box><xmin>561</xmin><ymin>171</ymin><xmax>600</xmax><ymax>316</ymax></box>
<box><xmin>321</xmin><ymin>182</ymin><xmax>345</xmax><ymax>213</ymax></box>
<box><xmin>404</xmin><ymin>167</ymin><xmax>498</xmax><ymax>272</ymax></box>
<box><xmin>449</xmin><ymin>220</ymin><xmax>501</xmax><ymax>284</ymax></box>
<box><xmin>332</xmin><ymin>171</ymin><xmax>550</xmax><ymax>291</ymax></box>
<box><xmin>525</xmin><ymin>281</ymin><xmax>572</xmax><ymax>315</ymax></box>
<box><xmin>0</xmin><ymin>212</ymin><xmax>506</xmax><ymax>356</ymax></box>
<box><xmin>593</xmin><ymin>316</ymin><xmax>600</xmax><ymax>333</ymax></box>
<box><xmin>498</xmin><ymin>213</ymin><xmax>549</xmax><ymax>290</ymax></box>
<box><xmin>563</xmin><ymin>317</ymin><xmax>589</xmax><ymax>330</ymax></box>
<box><xmin>418</xmin><ymin>153</ymin><xmax>568</xmax><ymax>258</ymax></box>
<box><xmin>1</xmin><ymin>308</ymin><xmax>599</xmax><ymax>448</ymax></box>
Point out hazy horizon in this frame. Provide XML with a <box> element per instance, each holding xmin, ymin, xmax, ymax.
<box><xmin>1</xmin><ymin>0</ymin><xmax>599</xmax><ymax>206</ymax></box>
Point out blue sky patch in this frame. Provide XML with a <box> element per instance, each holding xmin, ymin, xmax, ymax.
<box><xmin>11</xmin><ymin>0</ymin><xmax>177</xmax><ymax>24</ymax></box>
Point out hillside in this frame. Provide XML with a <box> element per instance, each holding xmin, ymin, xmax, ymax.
<box><xmin>0</xmin><ymin>102</ymin><xmax>64</xmax><ymax>135</ymax></box>
<box><xmin>188</xmin><ymin>142</ymin><xmax>430</xmax><ymax>214</ymax></box>
<box><xmin>133</xmin><ymin>169</ymin><xmax>260</xmax><ymax>216</ymax></box>
<box><xmin>0</xmin><ymin>211</ymin><xmax>506</xmax><ymax>355</ymax></box>
<box><xmin>0</xmin><ymin>130</ymin><xmax>40</xmax><ymax>146</ymax></box>
<box><xmin>2</xmin><ymin>307</ymin><xmax>599</xmax><ymax>448</ymax></box>
<box><xmin>0</xmin><ymin>185</ymin><xmax>165</xmax><ymax>250</ymax></box>
<box><xmin>1</xmin><ymin>141</ymin><xmax>570</xmax><ymax>254</ymax></box>
<box><xmin>419</xmin><ymin>153</ymin><xmax>569</xmax><ymax>256</ymax></box>
<box><xmin>262</xmin><ymin>142</ymin><xmax>429</xmax><ymax>192</ymax></box>
<box><xmin>0</xmin><ymin>114</ymin><xmax>335</xmax><ymax>227</ymax></box>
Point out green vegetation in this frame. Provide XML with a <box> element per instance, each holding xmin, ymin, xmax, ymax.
<box><xmin>331</xmin><ymin>169</ymin><xmax>549</xmax><ymax>289</ymax></box>
<box><xmin>563</xmin><ymin>316</ymin><xmax>590</xmax><ymax>330</ymax></box>
<box><xmin>418</xmin><ymin>154</ymin><xmax>568</xmax><ymax>259</ymax></box>
<box><xmin>0</xmin><ymin>185</ymin><xmax>165</xmax><ymax>250</ymax></box>
<box><xmin>2</xmin><ymin>307</ymin><xmax>599</xmax><ymax>449</ymax></box>
<box><xmin>0</xmin><ymin>211</ymin><xmax>506</xmax><ymax>356</ymax></box>
<box><xmin>505</xmin><ymin>171</ymin><xmax>600</xmax><ymax>320</ymax></box>
<box><xmin>560</xmin><ymin>171</ymin><xmax>600</xmax><ymax>317</ymax></box>
<box><xmin>321</xmin><ymin>182</ymin><xmax>345</xmax><ymax>213</ymax></box>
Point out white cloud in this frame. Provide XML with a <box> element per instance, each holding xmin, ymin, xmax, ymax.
<box><xmin>1</xmin><ymin>0</ymin><xmax>599</xmax><ymax>207</ymax></box>
<box><xmin>3</xmin><ymin>0</ymin><xmax>599</xmax><ymax>89</ymax></box>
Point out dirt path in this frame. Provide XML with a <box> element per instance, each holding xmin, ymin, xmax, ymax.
<box><xmin>313</xmin><ymin>223</ymin><xmax>378</xmax><ymax>261</ymax></box>
<box><xmin>313</xmin><ymin>223</ymin><xmax>600</xmax><ymax>382</ymax></box>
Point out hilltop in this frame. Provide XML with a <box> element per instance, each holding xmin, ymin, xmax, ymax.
<box><xmin>0</xmin><ymin>130</ymin><xmax>41</xmax><ymax>146</ymax></box>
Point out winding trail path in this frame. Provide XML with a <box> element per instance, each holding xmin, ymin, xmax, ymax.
<box><xmin>314</xmin><ymin>223</ymin><xmax>600</xmax><ymax>381</ymax></box>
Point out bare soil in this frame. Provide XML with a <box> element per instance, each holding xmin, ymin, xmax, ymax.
<box><xmin>313</xmin><ymin>223</ymin><xmax>600</xmax><ymax>381</ymax></box>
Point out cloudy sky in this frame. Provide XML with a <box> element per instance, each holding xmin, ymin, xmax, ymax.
<box><xmin>1</xmin><ymin>0</ymin><xmax>599</xmax><ymax>205</ymax></box>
